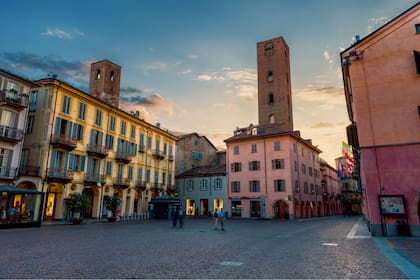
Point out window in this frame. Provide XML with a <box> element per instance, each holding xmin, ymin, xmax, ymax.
<box><xmin>121</xmin><ymin>120</ymin><xmax>126</xmax><ymax>135</ymax></box>
<box><xmin>137</xmin><ymin>168</ymin><xmax>143</xmax><ymax>181</ymax></box>
<box><xmin>267</xmin><ymin>71</ymin><xmax>273</xmax><ymax>82</ymax></box>
<box><xmin>78</xmin><ymin>102</ymin><xmax>86</xmax><ymax>121</ymax></box>
<box><xmin>269</xmin><ymin>114</ymin><xmax>275</xmax><ymax>124</ymax></box>
<box><xmin>62</xmin><ymin>96</ymin><xmax>71</xmax><ymax>114</ymax></box>
<box><xmin>72</xmin><ymin>123</ymin><xmax>84</xmax><ymax>140</ymax></box>
<box><xmin>146</xmin><ymin>169</ymin><xmax>151</xmax><ymax>182</ymax></box>
<box><xmin>109</xmin><ymin>116</ymin><xmax>116</xmax><ymax>131</ymax></box>
<box><xmin>106</xmin><ymin>134</ymin><xmax>114</xmax><ymax>149</ymax></box>
<box><xmin>249</xmin><ymin>160</ymin><xmax>260</xmax><ymax>171</ymax></box>
<box><xmin>249</xmin><ymin>180</ymin><xmax>260</xmax><ymax>192</ymax></box>
<box><xmin>251</xmin><ymin>143</ymin><xmax>257</xmax><ymax>153</ymax></box>
<box><xmin>294</xmin><ymin>160</ymin><xmax>298</xmax><ymax>172</ymax></box>
<box><xmin>268</xmin><ymin>93</ymin><xmax>274</xmax><ymax>104</ymax></box>
<box><xmin>231</xmin><ymin>162</ymin><xmax>242</xmax><ymax>172</ymax></box>
<box><xmin>416</xmin><ymin>24</ymin><xmax>420</xmax><ymax>34</ymax></box>
<box><xmin>301</xmin><ymin>164</ymin><xmax>306</xmax><ymax>174</ymax></box>
<box><xmin>309</xmin><ymin>167</ymin><xmax>313</xmax><ymax>176</ymax></box>
<box><xmin>274</xmin><ymin>141</ymin><xmax>280</xmax><ymax>151</ymax></box>
<box><xmin>274</xmin><ymin>179</ymin><xmax>286</xmax><ymax>192</ymax></box>
<box><xmin>147</xmin><ymin>136</ymin><xmax>152</xmax><ymax>149</ymax></box>
<box><xmin>68</xmin><ymin>154</ymin><xmax>85</xmax><ymax>172</ymax></box>
<box><xmin>295</xmin><ymin>181</ymin><xmax>300</xmax><ymax>192</ymax></box>
<box><xmin>265</xmin><ymin>42</ymin><xmax>273</xmax><ymax>56</ymax></box>
<box><xmin>200</xmin><ymin>179</ymin><xmax>208</xmax><ymax>191</ymax></box>
<box><xmin>130</xmin><ymin>125</ymin><xmax>136</xmax><ymax>139</ymax></box>
<box><xmin>231</xmin><ymin>181</ymin><xmax>240</xmax><ymax>193</ymax></box>
<box><xmin>304</xmin><ymin>182</ymin><xmax>308</xmax><ymax>194</ymax></box>
<box><xmin>106</xmin><ymin>161</ymin><xmax>112</xmax><ymax>176</ymax></box>
<box><xmin>26</xmin><ymin>116</ymin><xmax>34</xmax><ymax>134</ymax></box>
<box><xmin>29</xmin><ymin>91</ymin><xmax>38</xmax><ymax>111</ymax></box>
<box><xmin>214</xmin><ymin>178</ymin><xmax>222</xmax><ymax>191</ymax></box>
<box><xmin>110</xmin><ymin>71</ymin><xmax>115</xmax><ymax>81</ymax></box>
<box><xmin>310</xmin><ymin>183</ymin><xmax>315</xmax><ymax>194</ymax></box>
<box><xmin>128</xmin><ymin>166</ymin><xmax>133</xmax><ymax>180</ymax></box>
<box><xmin>272</xmin><ymin>159</ymin><xmax>285</xmax><ymax>169</ymax></box>
<box><xmin>233</xmin><ymin>145</ymin><xmax>239</xmax><ymax>155</ymax></box>
<box><xmin>96</xmin><ymin>69</ymin><xmax>101</xmax><ymax>80</ymax></box>
<box><xmin>95</xmin><ymin>109</ymin><xmax>102</xmax><ymax>126</ymax></box>
<box><xmin>192</xmin><ymin>151</ymin><xmax>203</xmax><ymax>160</ymax></box>
<box><xmin>187</xmin><ymin>180</ymin><xmax>194</xmax><ymax>192</ymax></box>
<box><xmin>293</xmin><ymin>143</ymin><xmax>297</xmax><ymax>152</ymax></box>
<box><xmin>414</xmin><ymin>50</ymin><xmax>420</xmax><ymax>75</ymax></box>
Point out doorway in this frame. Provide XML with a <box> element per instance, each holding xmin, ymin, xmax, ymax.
<box><xmin>82</xmin><ymin>188</ymin><xmax>94</xmax><ymax>218</ymax></box>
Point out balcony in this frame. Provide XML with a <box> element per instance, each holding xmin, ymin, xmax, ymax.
<box><xmin>138</xmin><ymin>145</ymin><xmax>146</xmax><ymax>153</ymax></box>
<box><xmin>167</xmin><ymin>184</ymin><xmax>176</xmax><ymax>193</ymax></box>
<box><xmin>0</xmin><ymin>166</ymin><xmax>18</xmax><ymax>180</ymax></box>
<box><xmin>0</xmin><ymin>90</ymin><xmax>29</xmax><ymax>110</ymax></box>
<box><xmin>168</xmin><ymin>154</ymin><xmax>174</xmax><ymax>161</ymax></box>
<box><xmin>135</xmin><ymin>180</ymin><xmax>148</xmax><ymax>191</ymax></box>
<box><xmin>46</xmin><ymin>168</ymin><xmax>73</xmax><ymax>183</ymax></box>
<box><xmin>113</xmin><ymin>177</ymin><xmax>130</xmax><ymax>189</ymax></box>
<box><xmin>151</xmin><ymin>182</ymin><xmax>165</xmax><ymax>192</ymax></box>
<box><xmin>114</xmin><ymin>151</ymin><xmax>132</xmax><ymax>164</ymax></box>
<box><xmin>86</xmin><ymin>144</ymin><xmax>108</xmax><ymax>158</ymax></box>
<box><xmin>19</xmin><ymin>165</ymin><xmax>40</xmax><ymax>177</ymax></box>
<box><xmin>0</xmin><ymin>125</ymin><xmax>24</xmax><ymax>142</ymax></box>
<box><xmin>83</xmin><ymin>173</ymin><xmax>106</xmax><ymax>186</ymax></box>
<box><xmin>50</xmin><ymin>134</ymin><xmax>77</xmax><ymax>150</ymax></box>
<box><xmin>152</xmin><ymin>149</ymin><xmax>166</xmax><ymax>159</ymax></box>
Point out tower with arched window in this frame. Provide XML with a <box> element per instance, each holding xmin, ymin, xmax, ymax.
<box><xmin>88</xmin><ymin>60</ymin><xmax>121</xmax><ymax>107</ymax></box>
<box><xmin>257</xmin><ymin>37</ymin><xmax>293</xmax><ymax>131</ymax></box>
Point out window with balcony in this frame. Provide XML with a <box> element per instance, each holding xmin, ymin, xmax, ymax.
<box><xmin>137</xmin><ymin>168</ymin><xmax>143</xmax><ymax>181</ymax></box>
<box><xmin>128</xmin><ymin>166</ymin><xmax>133</xmax><ymax>179</ymax></box>
<box><xmin>106</xmin><ymin>161</ymin><xmax>112</xmax><ymax>176</ymax></box>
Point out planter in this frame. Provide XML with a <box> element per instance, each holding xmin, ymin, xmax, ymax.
<box><xmin>107</xmin><ymin>217</ymin><xmax>117</xmax><ymax>222</ymax></box>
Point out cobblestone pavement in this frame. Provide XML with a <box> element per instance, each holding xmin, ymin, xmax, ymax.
<box><xmin>0</xmin><ymin>216</ymin><xmax>418</xmax><ymax>279</ymax></box>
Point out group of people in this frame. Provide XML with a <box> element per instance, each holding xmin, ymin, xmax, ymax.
<box><xmin>171</xmin><ymin>206</ymin><xmax>184</xmax><ymax>228</ymax></box>
<box><xmin>213</xmin><ymin>208</ymin><xmax>226</xmax><ymax>230</ymax></box>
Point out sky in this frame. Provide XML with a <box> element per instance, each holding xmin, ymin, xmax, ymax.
<box><xmin>1</xmin><ymin>0</ymin><xmax>418</xmax><ymax>166</ymax></box>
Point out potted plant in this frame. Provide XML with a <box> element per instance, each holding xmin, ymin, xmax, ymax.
<box><xmin>70</xmin><ymin>193</ymin><xmax>89</xmax><ymax>224</ymax></box>
<box><xmin>105</xmin><ymin>196</ymin><xmax>120</xmax><ymax>222</ymax></box>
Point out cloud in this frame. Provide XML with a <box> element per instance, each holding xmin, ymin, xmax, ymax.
<box><xmin>141</xmin><ymin>61</ymin><xmax>168</xmax><ymax>74</ymax></box>
<box><xmin>293</xmin><ymin>86</ymin><xmax>345</xmax><ymax>107</ymax></box>
<box><xmin>0</xmin><ymin>51</ymin><xmax>90</xmax><ymax>85</ymax></box>
<box><xmin>41</xmin><ymin>28</ymin><xmax>84</xmax><ymax>39</ymax></box>
<box><xmin>197</xmin><ymin>68</ymin><xmax>257</xmax><ymax>101</ymax></box>
<box><xmin>323</xmin><ymin>50</ymin><xmax>334</xmax><ymax>64</ymax></box>
<box><xmin>367</xmin><ymin>16</ymin><xmax>389</xmax><ymax>34</ymax></box>
<box><xmin>310</xmin><ymin>122</ymin><xmax>335</xmax><ymax>129</ymax></box>
<box><xmin>188</xmin><ymin>54</ymin><xmax>198</xmax><ymax>59</ymax></box>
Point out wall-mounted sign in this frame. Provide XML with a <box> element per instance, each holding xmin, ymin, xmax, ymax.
<box><xmin>378</xmin><ymin>195</ymin><xmax>406</xmax><ymax>216</ymax></box>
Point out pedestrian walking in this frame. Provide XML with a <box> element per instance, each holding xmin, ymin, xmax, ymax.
<box><xmin>179</xmin><ymin>207</ymin><xmax>184</xmax><ymax>228</ymax></box>
<box><xmin>213</xmin><ymin>209</ymin><xmax>219</xmax><ymax>230</ymax></box>
<box><xmin>219</xmin><ymin>208</ymin><xmax>226</xmax><ymax>230</ymax></box>
<box><xmin>171</xmin><ymin>206</ymin><xmax>179</xmax><ymax>227</ymax></box>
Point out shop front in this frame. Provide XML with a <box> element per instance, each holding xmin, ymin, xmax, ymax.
<box><xmin>0</xmin><ymin>185</ymin><xmax>44</xmax><ymax>228</ymax></box>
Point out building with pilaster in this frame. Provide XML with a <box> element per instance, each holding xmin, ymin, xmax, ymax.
<box><xmin>18</xmin><ymin>60</ymin><xmax>177</xmax><ymax>221</ymax></box>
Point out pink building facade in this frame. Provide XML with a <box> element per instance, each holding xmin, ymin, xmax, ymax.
<box><xmin>225</xmin><ymin>126</ymin><xmax>322</xmax><ymax>219</ymax></box>
<box><xmin>341</xmin><ymin>3</ymin><xmax>420</xmax><ymax>236</ymax></box>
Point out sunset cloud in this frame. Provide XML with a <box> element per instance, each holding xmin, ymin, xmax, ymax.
<box><xmin>41</xmin><ymin>28</ymin><xmax>84</xmax><ymax>39</ymax></box>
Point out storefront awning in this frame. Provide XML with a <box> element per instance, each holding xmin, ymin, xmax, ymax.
<box><xmin>0</xmin><ymin>185</ymin><xmax>43</xmax><ymax>194</ymax></box>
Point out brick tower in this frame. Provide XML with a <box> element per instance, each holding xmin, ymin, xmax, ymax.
<box><xmin>88</xmin><ymin>60</ymin><xmax>121</xmax><ymax>107</ymax></box>
<box><xmin>257</xmin><ymin>36</ymin><xmax>293</xmax><ymax>131</ymax></box>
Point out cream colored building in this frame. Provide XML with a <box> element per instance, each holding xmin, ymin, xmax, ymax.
<box><xmin>17</xmin><ymin>60</ymin><xmax>177</xmax><ymax>221</ymax></box>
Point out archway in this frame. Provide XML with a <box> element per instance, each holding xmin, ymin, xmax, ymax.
<box><xmin>17</xmin><ymin>181</ymin><xmax>37</xmax><ymax>190</ymax></box>
<box><xmin>82</xmin><ymin>188</ymin><xmax>94</xmax><ymax>218</ymax></box>
<box><xmin>300</xmin><ymin>201</ymin><xmax>305</xmax><ymax>218</ymax></box>
<box><xmin>317</xmin><ymin>201</ymin><xmax>323</xmax><ymax>217</ymax></box>
<box><xmin>273</xmin><ymin>200</ymin><xmax>288</xmax><ymax>219</ymax></box>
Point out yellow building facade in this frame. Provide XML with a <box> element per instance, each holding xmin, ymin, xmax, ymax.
<box><xmin>18</xmin><ymin>63</ymin><xmax>176</xmax><ymax>221</ymax></box>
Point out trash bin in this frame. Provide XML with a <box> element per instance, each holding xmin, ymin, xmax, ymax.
<box><xmin>396</xmin><ymin>220</ymin><xmax>410</xmax><ymax>236</ymax></box>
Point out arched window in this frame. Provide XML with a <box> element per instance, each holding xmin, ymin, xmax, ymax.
<box><xmin>269</xmin><ymin>93</ymin><xmax>274</xmax><ymax>104</ymax></box>
<box><xmin>110</xmin><ymin>71</ymin><xmax>115</xmax><ymax>82</ymax></box>
<box><xmin>96</xmin><ymin>69</ymin><xmax>101</xmax><ymax>80</ymax></box>
<box><xmin>267</xmin><ymin>71</ymin><xmax>273</xmax><ymax>82</ymax></box>
<box><xmin>269</xmin><ymin>114</ymin><xmax>275</xmax><ymax>124</ymax></box>
<box><xmin>265</xmin><ymin>43</ymin><xmax>274</xmax><ymax>56</ymax></box>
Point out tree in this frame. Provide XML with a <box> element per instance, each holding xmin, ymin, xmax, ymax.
<box><xmin>105</xmin><ymin>196</ymin><xmax>120</xmax><ymax>221</ymax></box>
<box><xmin>70</xmin><ymin>193</ymin><xmax>89</xmax><ymax>224</ymax></box>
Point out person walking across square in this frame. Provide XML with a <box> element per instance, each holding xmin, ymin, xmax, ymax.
<box><xmin>213</xmin><ymin>209</ymin><xmax>219</xmax><ymax>230</ymax></box>
<box><xmin>219</xmin><ymin>208</ymin><xmax>226</xmax><ymax>230</ymax></box>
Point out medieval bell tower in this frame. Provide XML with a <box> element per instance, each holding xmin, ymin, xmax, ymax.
<box><xmin>88</xmin><ymin>60</ymin><xmax>121</xmax><ymax>107</ymax></box>
<box><xmin>257</xmin><ymin>36</ymin><xmax>293</xmax><ymax>131</ymax></box>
